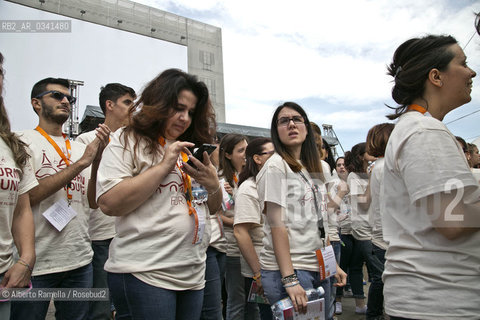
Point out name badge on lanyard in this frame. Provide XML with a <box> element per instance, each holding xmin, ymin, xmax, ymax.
<box><xmin>315</xmin><ymin>245</ymin><xmax>337</xmax><ymax>280</ymax></box>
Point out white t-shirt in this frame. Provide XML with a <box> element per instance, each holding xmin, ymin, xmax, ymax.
<box><xmin>0</xmin><ymin>138</ymin><xmax>38</xmax><ymax>274</ymax></box>
<box><xmin>257</xmin><ymin>153</ymin><xmax>327</xmax><ymax>272</ymax></box>
<box><xmin>18</xmin><ymin>129</ymin><xmax>92</xmax><ymax>276</ymax></box>
<box><xmin>348</xmin><ymin>172</ymin><xmax>372</xmax><ymax>240</ymax></box>
<box><xmin>382</xmin><ymin>111</ymin><xmax>480</xmax><ymax>319</ymax></box>
<box><xmin>369</xmin><ymin>158</ymin><xmax>387</xmax><ymax>250</ymax></box>
<box><xmin>328</xmin><ymin>178</ymin><xmax>352</xmax><ymax>235</ymax></box>
<box><xmin>208</xmin><ymin>212</ymin><xmax>226</xmax><ymax>253</ymax></box>
<box><xmin>76</xmin><ymin>130</ymin><xmax>116</xmax><ymax>241</ymax></box>
<box><xmin>96</xmin><ymin>128</ymin><xmax>209</xmax><ymax>290</ymax></box>
<box><xmin>233</xmin><ymin>177</ymin><xmax>264</xmax><ymax>278</ymax></box>
<box><xmin>221</xmin><ymin>176</ymin><xmax>240</xmax><ymax>257</ymax></box>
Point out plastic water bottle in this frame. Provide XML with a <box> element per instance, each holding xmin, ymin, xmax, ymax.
<box><xmin>191</xmin><ymin>181</ymin><xmax>208</xmax><ymax>204</ymax></box>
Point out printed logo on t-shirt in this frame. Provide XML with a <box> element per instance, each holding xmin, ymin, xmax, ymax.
<box><xmin>0</xmin><ymin>166</ymin><xmax>21</xmax><ymax>205</ymax></box>
<box><xmin>157</xmin><ymin>169</ymin><xmax>186</xmax><ymax>206</ymax></box>
<box><xmin>35</xmin><ymin>150</ymin><xmax>85</xmax><ymax>196</ymax></box>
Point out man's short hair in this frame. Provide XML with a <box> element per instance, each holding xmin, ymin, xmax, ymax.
<box><xmin>99</xmin><ymin>83</ymin><xmax>136</xmax><ymax>115</ymax></box>
<box><xmin>31</xmin><ymin>77</ymin><xmax>70</xmax><ymax>99</ymax></box>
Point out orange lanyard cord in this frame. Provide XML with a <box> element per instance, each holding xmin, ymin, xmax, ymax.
<box><xmin>408</xmin><ymin>104</ymin><xmax>427</xmax><ymax>114</ymax></box>
<box><xmin>35</xmin><ymin>126</ymin><xmax>73</xmax><ymax>201</ymax></box>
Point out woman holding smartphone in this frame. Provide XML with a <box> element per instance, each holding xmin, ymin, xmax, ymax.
<box><xmin>97</xmin><ymin>69</ymin><xmax>221</xmax><ymax>319</ymax></box>
<box><xmin>257</xmin><ymin>102</ymin><xmax>346</xmax><ymax>320</ymax></box>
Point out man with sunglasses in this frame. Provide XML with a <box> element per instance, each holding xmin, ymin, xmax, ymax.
<box><xmin>76</xmin><ymin>82</ymin><xmax>136</xmax><ymax>320</ymax></box>
<box><xmin>11</xmin><ymin>77</ymin><xmax>109</xmax><ymax>320</ymax></box>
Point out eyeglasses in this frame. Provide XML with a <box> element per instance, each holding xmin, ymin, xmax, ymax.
<box><xmin>277</xmin><ymin>116</ymin><xmax>304</xmax><ymax>127</ymax></box>
<box><xmin>258</xmin><ymin>150</ymin><xmax>275</xmax><ymax>156</ymax></box>
<box><xmin>35</xmin><ymin>90</ymin><xmax>76</xmax><ymax>105</ymax></box>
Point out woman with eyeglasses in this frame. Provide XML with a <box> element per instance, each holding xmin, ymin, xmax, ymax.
<box><xmin>0</xmin><ymin>52</ymin><xmax>37</xmax><ymax>319</ymax></box>
<box><xmin>96</xmin><ymin>69</ymin><xmax>221</xmax><ymax>319</ymax></box>
<box><xmin>233</xmin><ymin>137</ymin><xmax>275</xmax><ymax>320</ymax></box>
<box><xmin>382</xmin><ymin>35</ymin><xmax>479</xmax><ymax>319</ymax></box>
<box><xmin>257</xmin><ymin>102</ymin><xmax>346</xmax><ymax>320</ymax></box>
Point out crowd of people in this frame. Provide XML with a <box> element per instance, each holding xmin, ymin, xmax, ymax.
<box><xmin>1</xmin><ymin>13</ymin><xmax>480</xmax><ymax>320</ymax></box>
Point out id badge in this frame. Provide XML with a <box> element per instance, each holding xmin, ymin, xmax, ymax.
<box><xmin>42</xmin><ymin>198</ymin><xmax>77</xmax><ymax>231</ymax></box>
<box><xmin>315</xmin><ymin>245</ymin><xmax>337</xmax><ymax>280</ymax></box>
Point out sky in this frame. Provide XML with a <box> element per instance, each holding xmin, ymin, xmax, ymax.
<box><xmin>134</xmin><ymin>0</ymin><xmax>480</xmax><ymax>155</ymax></box>
<box><xmin>2</xmin><ymin>0</ymin><xmax>480</xmax><ymax>155</ymax></box>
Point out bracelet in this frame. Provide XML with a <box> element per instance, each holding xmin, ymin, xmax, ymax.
<box><xmin>253</xmin><ymin>273</ymin><xmax>261</xmax><ymax>281</ymax></box>
<box><xmin>281</xmin><ymin>273</ymin><xmax>298</xmax><ymax>286</ymax></box>
<box><xmin>208</xmin><ymin>184</ymin><xmax>221</xmax><ymax>196</ymax></box>
<box><xmin>283</xmin><ymin>281</ymin><xmax>300</xmax><ymax>288</ymax></box>
<box><xmin>17</xmin><ymin>258</ymin><xmax>33</xmax><ymax>272</ymax></box>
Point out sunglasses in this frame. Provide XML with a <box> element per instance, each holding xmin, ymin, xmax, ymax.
<box><xmin>35</xmin><ymin>90</ymin><xmax>76</xmax><ymax>105</ymax></box>
<box><xmin>277</xmin><ymin>116</ymin><xmax>305</xmax><ymax>127</ymax></box>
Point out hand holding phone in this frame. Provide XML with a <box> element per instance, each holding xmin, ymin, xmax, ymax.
<box><xmin>186</xmin><ymin>144</ymin><xmax>217</xmax><ymax>169</ymax></box>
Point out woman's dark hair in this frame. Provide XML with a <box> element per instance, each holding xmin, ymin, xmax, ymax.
<box><xmin>123</xmin><ymin>69</ymin><xmax>215</xmax><ymax>161</ymax></box>
<box><xmin>0</xmin><ymin>52</ymin><xmax>30</xmax><ymax>171</ymax></box>
<box><xmin>322</xmin><ymin>138</ymin><xmax>335</xmax><ymax>173</ymax></box>
<box><xmin>271</xmin><ymin>102</ymin><xmax>324</xmax><ymax>182</ymax></box>
<box><xmin>386</xmin><ymin>35</ymin><xmax>457</xmax><ymax>120</ymax></box>
<box><xmin>455</xmin><ymin>136</ymin><xmax>468</xmax><ymax>153</ymax></box>
<box><xmin>344</xmin><ymin>142</ymin><xmax>366</xmax><ymax>173</ymax></box>
<box><xmin>238</xmin><ymin>137</ymin><xmax>272</xmax><ymax>186</ymax></box>
<box><xmin>476</xmin><ymin>12</ymin><xmax>480</xmax><ymax>36</ymax></box>
<box><xmin>218</xmin><ymin>133</ymin><xmax>247</xmax><ymax>187</ymax></box>
<box><xmin>366</xmin><ymin>123</ymin><xmax>395</xmax><ymax>157</ymax></box>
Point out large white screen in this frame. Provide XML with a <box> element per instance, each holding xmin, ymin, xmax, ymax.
<box><xmin>0</xmin><ymin>1</ymin><xmax>188</xmax><ymax>131</ymax></box>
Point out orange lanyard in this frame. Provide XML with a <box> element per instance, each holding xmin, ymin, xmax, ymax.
<box><xmin>35</xmin><ymin>126</ymin><xmax>73</xmax><ymax>203</ymax></box>
<box><xmin>158</xmin><ymin>137</ymin><xmax>200</xmax><ymax>244</ymax></box>
<box><xmin>408</xmin><ymin>104</ymin><xmax>427</xmax><ymax>114</ymax></box>
<box><xmin>233</xmin><ymin>173</ymin><xmax>238</xmax><ymax>184</ymax></box>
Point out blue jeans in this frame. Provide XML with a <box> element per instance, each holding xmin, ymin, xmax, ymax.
<box><xmin>10</xmin><ymin>263</ymin><xmax>93</xmax><ymax>320</ymax></box>
<box><xmin>108</xmin><ymin>272</ymin><xmax>203</xmax><ymax>320</ymax></box>
<box><xmin>88</xmin><ymin>239</ymin><xmax>113</xmax><ymax>320</ymax></box>
<box><xmin>366</xmin><ymin>243</ymin><xmax>386</xmax><ymax>319</ymax></box>
<box><xmin>201</xmin><ymin>246</ymin><xmax>226</xmax><ymax>320</ymax></box>
<box><xmin>225</xmin><ymin>256</ymin><xmax>245</xmax><ymax>320</ymax></box>
<box><xmin>261</xmin><ymin>269</ymin><xmax>333</xmax><ymax>320</ymax></box>
<box><xmin>0</xmin><ymin>273</ymin><xmax>11</xmax><ymax>319</ymax></box>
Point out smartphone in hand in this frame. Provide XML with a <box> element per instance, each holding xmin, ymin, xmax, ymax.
<box><xmin>186</xmin><ymin>144</ymin><xmax>217</xmax><ymax>169</ymax></box>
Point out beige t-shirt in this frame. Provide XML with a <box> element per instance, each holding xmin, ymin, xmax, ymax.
<box><xmin>221</xmin><ymin>176</ymin><xmax>240</xmax><ymax>257</ymax></box>
<box><xmin>0</xmin><ymin>138</ymin><xmax>38</xmax><ymax>274</ymax></box>
<box><xmin>233</xmin><ymin>177</ymin><xmax>264</xmax><ymax>278</ymax></box>
<box><xmin>96</xmin><ymin>129</ymin><xmax>208</xmax><ymax>290</ymax></box>
<box><xmin>209</xmin><ymin>212</ymin><xmax>227</xmax><ymax>253</ymax></box>
<box><xmin>19</xmin><ymin>129</ymin><xmax>92</xmax><ymax>276</ymax></box>
<box><xmin>328</xmin><ymin>178</ymin><xmax>352</xmax><ymax>235</ymax></box>
<box><xmin>257</xmin><ymin>153</ymin><xmax>324</xmax><ymax>272</ymax></box>
<box><xmin>369</xmin><ymin>158</ymin><xmax>387</xmax><ymax>250</ymax></box>
<box><xmin>382</xmin><ymin>111</ymin><xmax>480</xmax><ymax>319</ymax></box>
<box><xmin>76</xmin><ymin>130</ymin><xmax>116</xmax><ymax>241</ymax></box>
<box><xmin>348</xmin><ymin>172</ymin><xmax>372</xmax><ymax>240</ymax></box>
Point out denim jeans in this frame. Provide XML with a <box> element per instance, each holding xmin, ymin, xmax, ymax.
<box><xmin>366</xmin><ymin>243</ymin><xmax>386</xmax><ymax>319</ymax></box>
<box><xmin>88</xmin><ymin>238</ymin><xmax>113</xmax><ymax>320</ymax></box>
<box><xmin>225</xmin><ymin>256</ymin><xmax>245</xmax><ymax>320</ymax></box>
<box><xmin>336</xmin><ymin>234</ymin><xmax>365</xmax><ymax>299</ymax></box>
<box><xmin>329</xmin><ymin>241</ymin><xmax>341</xmax><ymax>312</ymax></box>
<box><xmin>261</xmin><ymin>269</ymin><xmax>333</xmax><ymax>320</ymax></box>
<box><xmin>0</xmin><ymin>273</ymin><xmax>11</xmax><ymax>319</ymax></box>
<box><xmin>10</xmin><ymin>263</ymin><xmax>93</xmax><ymax>320</ymax></box>
<box><xmin>201</xmin><ymin>246</ymin><xmax>226</xmax><ymax>320</ymax></box>
<box><xmin>108</xmin><ymin>272</ymin><xmax>203</xmax><ymax>320</ymax></box>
